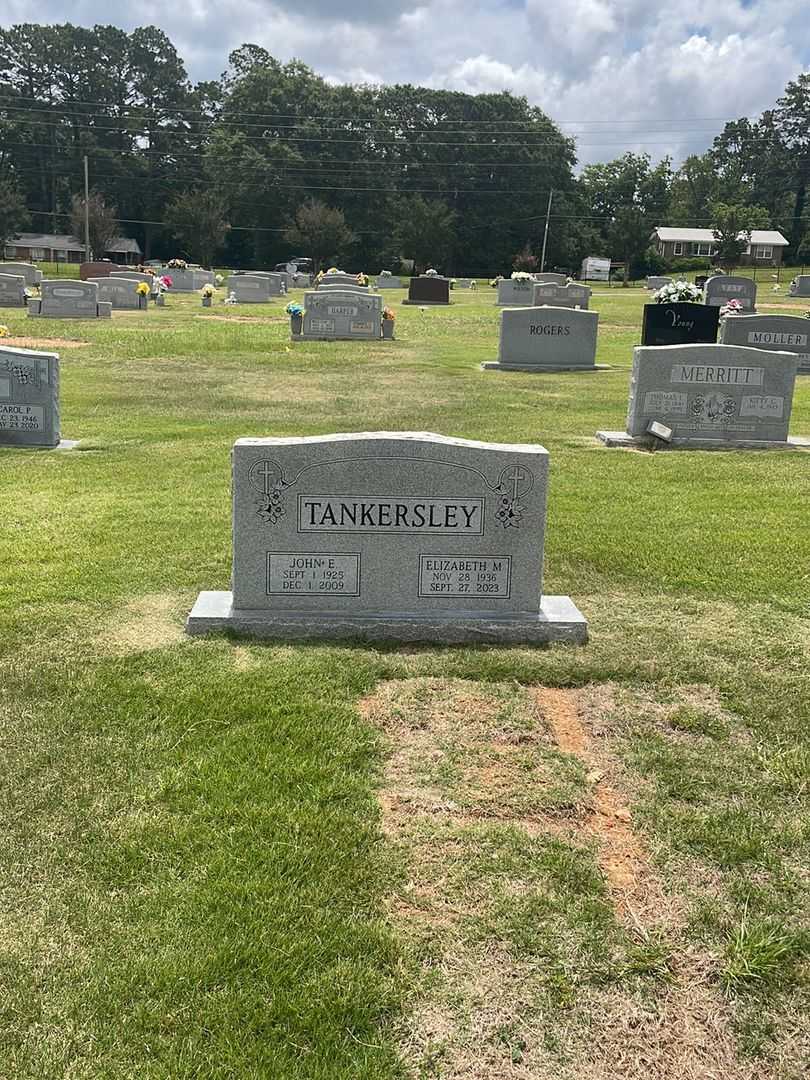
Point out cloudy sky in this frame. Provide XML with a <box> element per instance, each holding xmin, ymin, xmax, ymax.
<box><xmin>5</xmin><ymin>0</ymin><xmax>810</xmax><ymax>164</ymax></box>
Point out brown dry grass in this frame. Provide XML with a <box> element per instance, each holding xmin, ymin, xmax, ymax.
<box><xmin>362</xmin><ymin>677</ymin><xmax>794</xmax><ymax>1080</ymax></box>
<box><xmin>2</xmin><ymin>336</ymin><xmax>89</xmax><ymax>349</ymax></box>
<box><xmin>104</xmin><ymin>592</ymin><xmax>186</xmax><ymax>655</ymax></box>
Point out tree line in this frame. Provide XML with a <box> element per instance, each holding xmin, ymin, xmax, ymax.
<box><xmin>0</xmin><ymin>23</ymin><xmax>808</xmax><ymax>274</ymax></box>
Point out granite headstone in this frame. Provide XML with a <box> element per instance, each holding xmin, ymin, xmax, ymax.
<box><xmin>484</xmin><ymin>306</ymin><xmax>601</xmax><ymax>372</ymax></box>
<box><xmin>229</xmin><ymin>275</ymin><xmax>275</xmax><ymax>303</ymax></box>
<box><xmin>789</xmin><ymin>275</ymin><xmax>810</xmax><ymax>297</ymax></box>
<box><xmin>1</xmin><ymin>262</ymin><xmax>42</xmax><ymax>287</ymax></box>
<box><xmin>0</xmin><ymin>273</ymin><xmax>27</xmax><ymax>308</ymax></box>
<box><xmin>497</xmin><ymin>278</ymin><xmax>535</xmax><ymax>306</ymax></box>
<box><xmin>403</xmin><ymin>276</ymin><xmax>451</xmax><ymax>305</ymax></box>
<box><xmin>641</xmin><ymin>302</ymin><xmax>719</xmax><ymax>346</ymax></box>
<box><xmin>0</xmin><ymin>345</ymin><xmax>60</xmax><ymax>448</ymax></box>
<box><xmin>619</xmin><ymin>343</ymin><xmax>797</xmax><ymax>444</ymax></box>
<box><xmin>29</xmin><ymin>280</ymin><xmax>111</xmax><ymax>319</ymax></box>
<box><xmin>720</xmin><ymin>314</ymin><xmax>810</xmax><ymax>375</ymax></box>
<box><xmin>532</xmin><ymin>282</ymin><xmax>591</xmax><ymax>309</ymax></box>
<box><xmin>296</xmin><ymin>289</ymin><xmax>383</xmax><ymax>340</ymax></box>
<box><xmin>186</xmin><ymin>431</ymin><xmax>587</xmax><ymax>644</ymax></box>
<box><xmin>704</xmin><ymin>275</ymin><xmax>757</xmax><ymax>311</ymax></box>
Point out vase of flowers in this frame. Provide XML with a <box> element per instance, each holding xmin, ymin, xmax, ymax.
<box><xmin>201</xmin><ymin>283</ymin><xmax>215</xmax><ymax>307</ymax></box>
<box><xmin>287</xmin><ymin>301</ymin><xmax>303</xmax><ymax>335</ymax></box>
<box><xmin>382</xmin><ymin>307</ymin><xmax>395</xmax><ymax>339</ymax></box>
<box><xmin>136</xmin><ymin>281</ymin><xmax>150</xmax><ymax>309</ymax></box>
<box><xmin>719</xmin><ymin>298</ymin><xmax>745</xmax><ymax>320</ymax></box>
<box><xmin>167</xmin><ymin>258</ymin><xmax>187</xmax><ymax>270</ymax></box>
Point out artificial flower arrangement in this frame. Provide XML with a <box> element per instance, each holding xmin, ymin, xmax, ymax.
<box><xmin>156</xmin><ymin>275</ymin><xmax>172</xmax><ymax>291</ymax></box>
<box><xmin>424</xmin><ymin>268</ymin><xmax>438</xmax><ymax>276</ymax></box>
<box><xmin>314</xmin><ymin>270</ymin><xmax>324</xmax><ymax>284</ymax></box>
<box><xmin>510</xmin><ymin>271</ymin><xmax>533</xmax><ymax>281</ymax></box>
<box><xmin>719</xmin><ymin>299</ymin><xmax>744</xmax><ymax>319</ymax></box>
<box><xmin>167</xmin><ymin>258</ymin><xmax>187</xmax><ymax>269</ymax></box>
<box><xmin>380</xmin><ymin>270</ymin><xmax>392</xmax><ymax>277</ymax></box>
<box><xmin>215</xmin><ymin>274</ymin><xmax>224</xmax><ymax>286</ymax></box>
<box><xmin>326</xmin><ymin>267</ymin><xmax>340</xmax><ymax>275</ymax></box>
<box><xmin>224</xmin><ymin>292</ymin><xmax>237</xmax><ymax>305</ymax></box>
<box><xmin>0</xmin><ymin>325</ymin><xmax>9</xmax><ymax>337</ymax></box>
<box><xmin>135</xmin><ymin>282</ymin><xmax>150</xmax><ymax>296</ymax></box>
<box><xmin>489</xmin><ymin>276</ymin><xmax>503</xmax><ymax>288</ymax></box>
<box><xmin>286</xmin><ymin>302</ymin><xmax>304</xmax><ymax>316</ymax></box>
<box><xmin>804</xmin><ymin>309</ymin><xmax>810</xmax><ymax>319</ymax></box>
<box><xmin>201</xmin><ymin>283</ymin><xmax>215</xmax><ymax>297</ymax></box>
<box><xmin>382</xmin><ymin>307</ymin><xmax>395</xmax><ymax>321</ymax></box>
<box><xmin>653</xmin><ymin>279</ymin><xmax>703</xmax><ymax>304</ymax></box>
<box><xmin>356</xmin><ymin>272</ymin><xmax>369</xmax><ymax>286</ymax></box>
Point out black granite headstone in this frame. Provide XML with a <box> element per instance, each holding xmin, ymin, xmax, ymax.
<box><xmin>404</xmin><ymin>276</ymin><xmax>450</xmax><ymax>304</ymax></box>
<box><xmin>641</xmin><ymin>302</ymin><xmax>719</xmax><ymax>346</ymax></box>
<box><xmin>695</xmin><ymin>275</ymin><xmax>709</xmax><ymax>289</ymax></box>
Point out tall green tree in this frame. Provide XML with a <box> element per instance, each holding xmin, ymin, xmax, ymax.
<box><xmin>0</xmin><ymin>173</ymin><xmax>29</xmax><ymax>250</ymax></box>
<box><xmin>391</xmin><ymin>195</ymin><xmax>457</xmax><ymax>273</ymax></box>
<box><xmin>774</xmin><ymin>74</ymin><xmax>810</xmax><ymax>254</ymax></box>
<box><xmin>580</xmin><ymin>153</ymin><xmax>672</xmax><ymax>284</ymax></box>
<box><xmin>165</xmin><ymin>190</ymin><xmax>231</xmax><ymax>267</ymax></box>
<box><xmin>710</xmin><ymin>202</ymin><xmax>770</xmax><ymax>268</ymax></box>
<box><xmin>69</xmin><ymin>191</ymin><xmax>118</xmax><ymax>259</ymax></box>
<box><xmin>283</xmin><ymin>199</ymin><xmax>356</xmax><ymax>272</ymax></box>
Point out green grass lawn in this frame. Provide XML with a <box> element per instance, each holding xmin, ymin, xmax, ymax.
<box><xmin>0</xmin><ymin>285</ymin><xmax>808</xmax><ymax>1079</ymax></box>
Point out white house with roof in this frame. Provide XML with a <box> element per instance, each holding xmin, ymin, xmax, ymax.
<box><xmin>651</xmin><ymin>227</ymin><xmax>789</xmax><ymax>266</ymax></box>
<box><xmin>3</xmin><ymin>232</ymin><xmax>142</xmax><ymax>265</ymax></box>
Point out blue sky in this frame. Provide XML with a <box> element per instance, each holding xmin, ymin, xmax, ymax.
<box><xmin>3</xmin><ymin>0</ymin><xmax>809</xmax><ymax>164</ymax></box>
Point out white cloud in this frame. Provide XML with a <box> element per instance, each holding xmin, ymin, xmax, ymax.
<box><xmin>4</xmin><ymin>0</ymin><xmax>809</xmax><ymax>165</ymax></box>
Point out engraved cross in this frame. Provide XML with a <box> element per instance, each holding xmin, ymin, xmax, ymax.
<box><xmin>255</xmin><ymin>461</ymin><xmax>276</xmax><ymax>495</ymax></box>
<box><xmin>505</xmin><ymin>466</ymin><xmax>527</xmax><ymax>501</ymax></box>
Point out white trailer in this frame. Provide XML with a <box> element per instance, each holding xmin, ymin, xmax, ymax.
<box><xmin>580</xmin><ymin>257</ymin><xmax>611</xmax><ymax>282</ymax></box>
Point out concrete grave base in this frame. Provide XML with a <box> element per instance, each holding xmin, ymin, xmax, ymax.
<box><xmin>186</xmin><ymin>590</ymin><xmax>588</xmax><ymax>645</ymax></box>
<box><xmin>292</xmin><ymin>334</ymin><xmax>385</xmax><ymax>342</ymax></box>
<box><xmin>483</xmin><ymin>362</ymin><xmax>611</xmax><ymax>373</ymax></box>
<box><xmin>401</xmin><ymin>299</ymin><xmax>452</xmax><ymax>305</ymax></box>
<box><xmin>0</xmin><ymin>439</ymin><xmax>78</xmax><ymax>451</ymax></box>
<box><xmin>596</xmin><ymin>430</ymin><xmax>810</xmax><ymax>451</ymax></box>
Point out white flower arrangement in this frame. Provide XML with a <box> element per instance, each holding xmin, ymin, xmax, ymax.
<box><xmin>380</xmin><ymin>270</ymin><xmax>392</xmax><ymax>277</ymax></box>
<box><xmin>215</xmin><ymin>274</ymin><xmax>224</xmax><ymax>285</ymax></box>
<box><xmin>424</xmin><ymin>268</ymin><xmax>438</xmax><ymax>276</ymax></box>
<box><xmin>511</xmin><ymin>271</ymin><xmax>533</xmax><ymax>281</ymax></box>
<box><xmin>653</xmin><ymin>279</ymin><xmax>703</xmax><ymax>304</ymax></box>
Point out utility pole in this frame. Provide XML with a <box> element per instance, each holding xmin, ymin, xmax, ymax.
<box><xmin>540</xmin><ymin>189</ymin><xmax>553</xmax><ymax>272</ymax></box>
<box><xmin>83</xmin><ymin>155</ymin><xmax>91</xmax><ymax>260</ymax></box>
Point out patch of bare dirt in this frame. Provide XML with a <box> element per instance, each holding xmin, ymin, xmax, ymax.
<box><xmin>1</xmin><ymin>336</ymin><xmax>89</xmax><ymax>349</ymax></box>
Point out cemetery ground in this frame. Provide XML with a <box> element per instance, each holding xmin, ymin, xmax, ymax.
<box><xmin>0</xmin><ymin>284</ymin><xmax>808</xmax><ymax>1080</ymax></box>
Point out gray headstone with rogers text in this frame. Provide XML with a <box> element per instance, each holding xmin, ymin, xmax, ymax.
<box><xmin>497</xmin><ymin>278</ymin><xmax>535</xmax><ymax>306</ymax></box>
<box><xmin>704</xmin><ymin>275</ymin><xmax>757</xmax><ymax>311</ymax></box>
<box><xmin>0</xmin><ymin>345</ymin><xmax>59</xmax><ymax>448</ymax></box>
<box><xmin>626</xmin><ymin>343</ymin><xmax>797</xmax><ymax>443</ymax></box>
<box><xmin>186</xmin><ymin>432</ymin><xmax>587</xmax><ymax>644</ymax></box>
<box><xmin>720</xmin><ymin>314</ymin><xmax>810</xmax><ymax>374</ymax></box>
<box><xmin>533</xmin><ymin>282</ymin><xmax>591</xmax><ymax>309</ymax></box>
<box><xmin>484</xmin><ymin>306</ymin><xmax>600</xmax><ymax>371</ymax></box>
<box><xmin>298</xmin><ymin>289</ymin><xmax>382</xmax><ymax>340</ymax></box>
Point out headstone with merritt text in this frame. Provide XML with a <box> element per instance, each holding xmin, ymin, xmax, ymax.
<box><xmin>186</xmin><ymin>432</ymin><xmax>587</xmax><ymax>644</ymax></box>
<box><xmin>597</xmin><ymin>343</ymin><xmax>800</xmax><ymax>448</ymax></box>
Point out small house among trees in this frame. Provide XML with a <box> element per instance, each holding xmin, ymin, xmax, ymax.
<box><xmin>3</xmin><ymin>233</ymin><xmax>142</xmax><ymax>265</ymax></box>
<box><xmin>651</xmin><ymin>227</ymin><xmax>789</xmax><ymax>266</ymax></box>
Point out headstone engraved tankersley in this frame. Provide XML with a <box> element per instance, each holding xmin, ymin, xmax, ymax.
<box><xmin>296</xmin><ymin>289</ymin><xmax>383</xmax><ymax>340</ymax></box>
<box><xmin>28</xmin><ymin>279</ymin><xmax>111</xmax><ymax>319</ymax></box>
<box><xmin>0</xmin><ymin>273</ymin><xmax>27</xmax><ymax>308</ymax></box>
<box><xmin>403</xmin><ymin>276</ymin><xmax>451</xmax><ymax>305</ymax></box>
<box><xmin>483</xmin><ymin>306</ymin><xmax>604</xmax><ymax>372</ymax></box>
<box><xmin>186</xmin><ymin>432</ymin><xmax>587</xmax><ymax>643</ymax></box>
<box><xmin>596</xmin><ymin>343</ymin><xmax>805</xmax><ymax>449</ymax></box>
<box><xmin>720</xmin><ymin>314</ymin><xmax>810</xmax><ymax>375</ymax></box>
<box><xmin>641</xmin><ymin>302</ymin><xmax>719</xmax><ymax>346</ymax></box>
<box><xmin>704</xmin><ymin>275</ymin><xmax>757</xmax><ymax>311</ymax></box>
<box><xmin>497</xmin><ymin>278</ymin><xmax>535</xmax><ymax>306</ymax></box>
<box><xmin>0</xmin><ymin>345</ymin><xmax>60</xmax><ymax>448</ymax></box>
